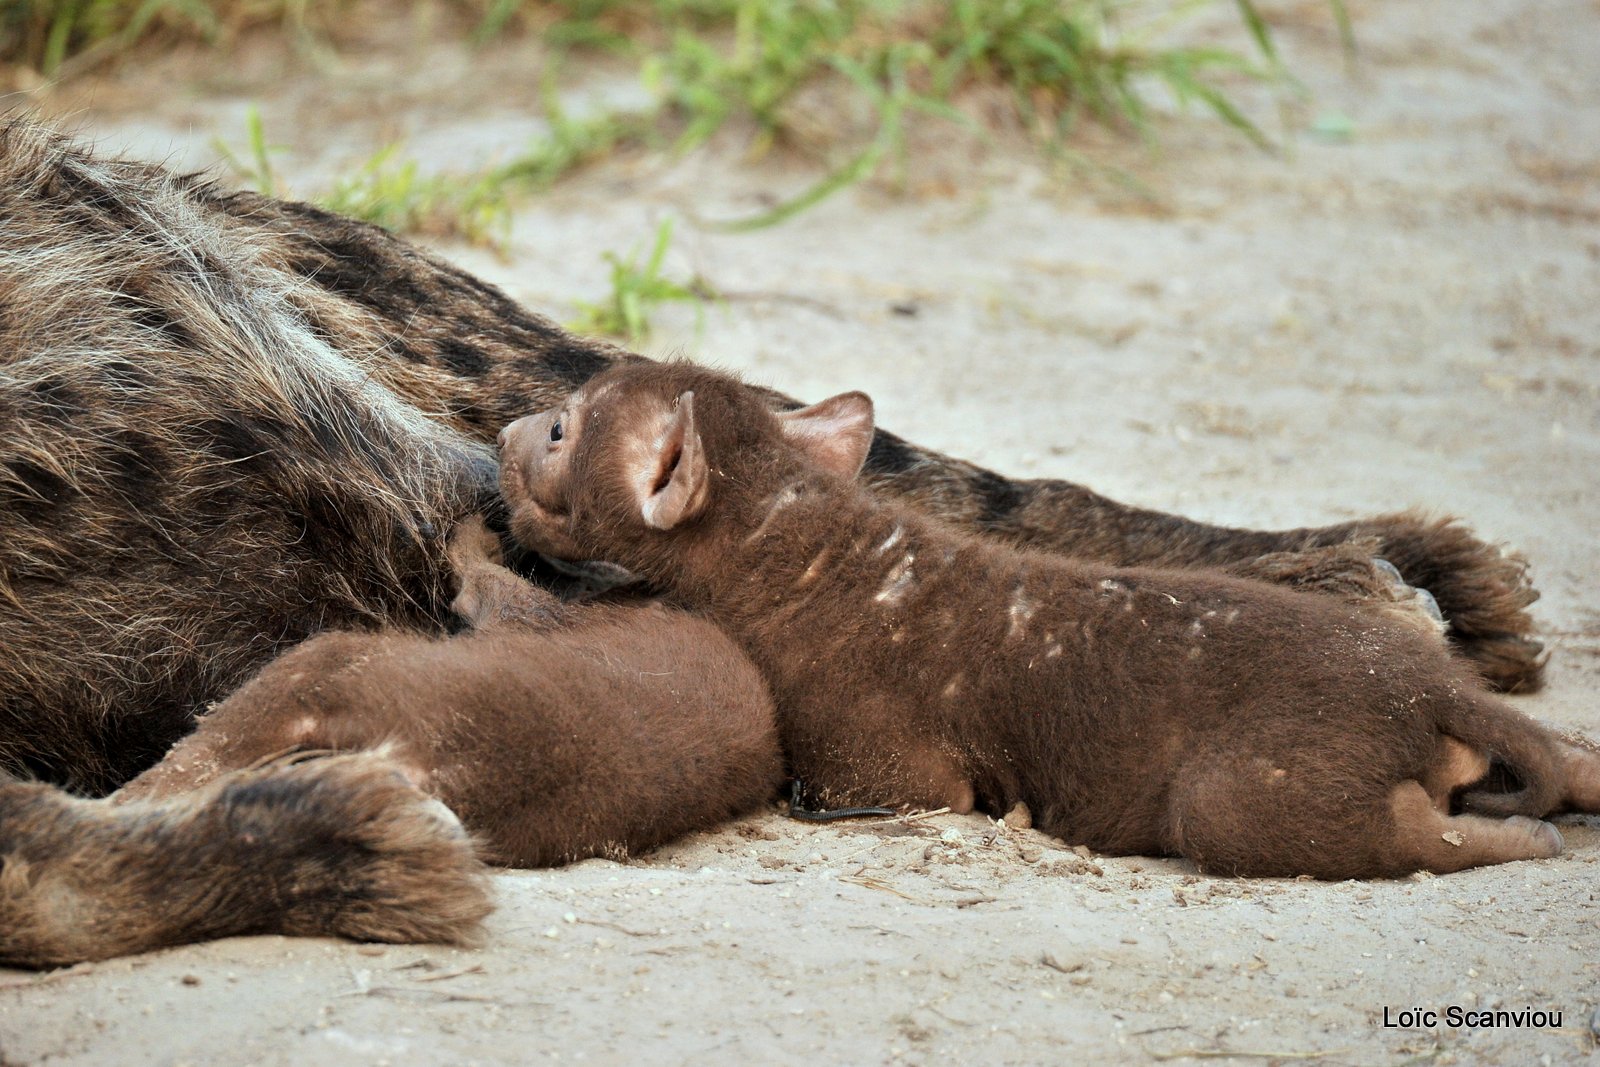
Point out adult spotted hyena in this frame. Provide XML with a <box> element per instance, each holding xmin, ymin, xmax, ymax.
<box><xmin>0</xmin><ymin>120</ymin><xmax>1546</xmax><ymax>962</ymax></box>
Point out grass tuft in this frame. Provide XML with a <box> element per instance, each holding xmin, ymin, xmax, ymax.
<box><xmin>101</xmin><ymin>2</ymin><xmax>1355</xmax><ymax>242</ymax></box>
<box><xmin>569</xmin><ymin>218</ymin><xmax>711</xmax><ymax>341</ymax></box>
<box><xmin>319</xmin><ymin>144</ymin><xmax>514</xmax><ymax>242</ymax></box>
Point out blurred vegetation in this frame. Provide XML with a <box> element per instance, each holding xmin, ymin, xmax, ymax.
<box><xmin>568</xmin><ymin>217</ymin><xmax>709</xmax><ymax>340</ymax></box>
<box><xmin>8</xmin><ymin>1</ymin><xmax>1352</xmax><ymax>334</ymax></box>
<box><xmin>5</xmin><ymin>2</ymin><xmax>1345</xmax><ymax>152</ymax></box>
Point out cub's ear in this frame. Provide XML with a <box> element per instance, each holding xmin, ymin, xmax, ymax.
<box><xmin>776</xmin><ymin>391</ymin><xmax>875</xmax><ymax>480</ymax></box>
<box><xmin>636</xmin><ymin>391</ymin><xmax>710</xmax><ymax>530</ymax></box>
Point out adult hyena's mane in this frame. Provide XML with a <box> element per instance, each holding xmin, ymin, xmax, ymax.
<box><xmin>0</xmin><ymin>120</ymin><xmax>580</xmax><ymax>792</ymax></box>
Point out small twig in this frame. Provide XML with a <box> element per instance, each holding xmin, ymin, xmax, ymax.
<box><xmin>356</xmin><ymin>986</ymin><xmax>506</xmax><ymax>1004</ymax></box>
<box><xmin>901</xmin><ymin>807</ymin><xmax>952</xmax><ymax>823</ymax></box>
<box><xmin>412</xmin><ymin>964</ymin><xmax>485</xmax><ymax>983</ymax></box>
<box><xmin>0</xmin><ymin>961</ymin><xmax>99</xmax><ymax>989</ymax></box>
<box><xmin>576</xmin><ymin>918</ymin><xmax>660</xmax><ymax>938</ymax></box>
<box><xmin>839</xmin><ymin>837</ymin><xmax>898</xmax><ymax>864</ymax></box>
<box><xmin>840</xmin><ymin>875</ymin><xmax>930</xmax><ymax>904</ymax></box>
<box><xmin>713</xmin><ymin>288</ymin><xmax>848</xmax><ymax>319</ymax></box>
<box><xmin>1147</xmin><ymin>1046</ymin><xmax>1346</xmax><ymax>1062</ymax></box>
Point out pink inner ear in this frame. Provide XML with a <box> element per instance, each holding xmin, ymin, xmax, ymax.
<box><xmin>776</xmin><ymin>391</ymin><xmax>875</xmax><ymax>480</ymax></box>
<box><xmin>651</xmin><ymin>442</ymin><xmax>683</xmax><ymax>494</ymax></box>
<box><xmin>638</xmin><ymin>391</ymin><xmax>710</xmax><ymax>530</ymax></box>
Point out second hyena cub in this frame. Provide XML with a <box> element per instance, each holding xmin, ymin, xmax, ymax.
<box><xmin>497</xmin><ymin>363</ymin><xmax>1600</xmax><ymax>879</ymax></box>
<box><xmin>121</xmin><ymin>517</ymin><xmax>783</xmax><ymax>868</ymax></box>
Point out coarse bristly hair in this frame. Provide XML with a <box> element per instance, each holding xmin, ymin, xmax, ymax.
<box><xmin>1</xmin><ymin>120</ymin><xmax>488</xmax><ymax>790</ymax></box>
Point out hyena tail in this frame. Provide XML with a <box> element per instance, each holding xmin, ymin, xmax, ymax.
<box><xmin>1438</xmin><ymin>694</ymin><xmax>1565</xmax><ymax>818</ymax></box>
<box><xmin>0</xmin><ymin>753</ymin><xmax>491</xmax><ymax>969</ymax></box>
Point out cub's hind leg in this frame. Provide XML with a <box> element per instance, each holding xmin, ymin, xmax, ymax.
<box><xmin>1420</xmin><ymin>737</ymin><xmax>1490</xmax><ymax>812</ymax></box>
<box><xmin>1386</xmin><ymin>781</ymin><xmax>1562</xmax><ymax>875</ymax></box>
<box><xmin>1163</xmin><ymin>749</ymin><xmax>1561</xmax><ymax>879</ymax></box>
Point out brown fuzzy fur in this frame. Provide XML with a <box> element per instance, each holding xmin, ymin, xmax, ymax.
<box><xmin>118</xmin><ymin>518</ymin><xmax>784</xmax><ymax>869</ymax></box>
<box><xmin>497</xmin><ymin>363</ymin><xmax>1600</xmax><ymax>880</ymax></box>
<box><xmin>0</xmin><ymin>119</ymin><xmax>1542</xmax><ymax>797</ymax></box>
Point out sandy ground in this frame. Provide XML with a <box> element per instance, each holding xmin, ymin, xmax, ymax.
<box><xmin>4</xmin><ymin>0</ymin><xmax>1600</xmax><ymax>1063</ymax></box>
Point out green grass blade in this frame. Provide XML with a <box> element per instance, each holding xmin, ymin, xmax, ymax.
<box><xmin>1232</xmin><ymin>0</ymin><xmax>1279</xmax><ymax>66</ymax></box>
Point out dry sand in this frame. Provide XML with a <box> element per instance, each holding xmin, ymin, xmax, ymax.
<box><xmin>3</xmin><ymin>0</ymin><xmax>1598</xmax><ymax>1062</ymax></box>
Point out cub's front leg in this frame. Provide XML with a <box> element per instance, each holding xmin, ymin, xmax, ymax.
<box><xmin>448</xmin><ymin>514</ymin><xmax>570</xmax><ymax>630</ymax></box>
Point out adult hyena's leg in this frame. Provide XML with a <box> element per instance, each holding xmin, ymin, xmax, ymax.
<box><xmin>0</xmin><ymin>755</ymin><xmax>490</xmax><ymax>968</ymax></box>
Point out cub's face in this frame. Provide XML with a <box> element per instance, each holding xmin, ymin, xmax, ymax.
<box><xmin>495</xmin><ymin>366</ymin><xmax>876</xmax><ymax>570</ymax></box>
<box><xmin>497</xmin><ymin>397</ymin><xmax>587</xmax><ymax>561</ymax></box>
<box><xmin>496</xmin><ymin>376</ymin><xmax>714</xmax><ymax>564</ymax></box>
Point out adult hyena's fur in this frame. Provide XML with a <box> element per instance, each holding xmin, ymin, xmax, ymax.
<box><xmin>0</xmin><ymin>120</ymin><xmax>1542</xmax><ymax>797</ymax></box>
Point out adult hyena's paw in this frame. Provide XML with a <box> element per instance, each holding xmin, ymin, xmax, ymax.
<box><xmin>0</xmin><ymin>754</ymin><xmax>491</xmax><ymax>969</ymax></box>
<box><xmin>1348</xmin><ymin>513</ymin><xmax>1545</xmax><ymax>693</ymax></box>
<box><xmin>1229</xmin><ymin>542</ymin><xmax>1448</xmax><ymax>640</ymax></box>
<box><xmin>268</xmin><ymin>752</ymin><xmax>494</xmax><ymax>947</ymax></box>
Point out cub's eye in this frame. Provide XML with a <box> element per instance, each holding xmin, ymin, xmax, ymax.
<box><xmin>550</xmin><ymin>420</ymin><xmax>563</xmax><ymax>443</ymax></box>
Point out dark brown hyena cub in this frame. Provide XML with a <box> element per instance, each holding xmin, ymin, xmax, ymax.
<box><xmin>2</xmin><ymin>518</ymin><xmax>780</xmax><ymax>968</ymax></box>
<box><xmin>120</xmin><ymin>516</ymin><xmax>783</xmax><ymax>867</ymax></box>
<box><xmin>496</xmin><ymin>363</ymin><xmax>1600</xmax><ymax>880</ymax></box>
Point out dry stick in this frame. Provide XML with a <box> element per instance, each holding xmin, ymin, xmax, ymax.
<box><xmin>411</xmin><ymin>964</ymin><xmax>486</xmax><ymax>983</ymax></box>
<box><xmin>839</xmin><ymin>875</ymin><xmax>930</xmax><ymax>905</ymax></box>
<box><xmin>576</xmin><ymin>918</ymin><xmax>660</xmax><ymax>938</ymax></box>
<box><xmin>0</xmin><ymin>961</ymin><xmax>99</xmax><ymax>989</ymax></box>
<box><xmin>713</xmin><ymin>289</ymin><xmax>847</xmax><ymax>320</ymax></box>
<box><xmin>358</xmin><ymin>987</ymin><xmax>507</xmax><ymax>1004</ymax></box>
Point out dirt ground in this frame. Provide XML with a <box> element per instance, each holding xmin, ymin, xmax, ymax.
<box><xmin>4</xmin><ymin>0</ymin><xmax>1599</xmax><ymax>1063</ymax></box>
